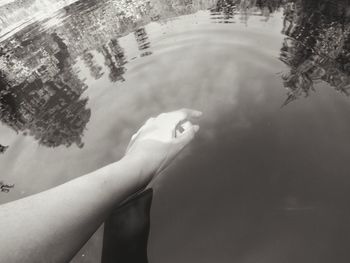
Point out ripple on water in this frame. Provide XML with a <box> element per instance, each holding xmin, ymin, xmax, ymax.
<box><xmin>2</xmin><ymin>1</ymin><xmax>350</xmax><ymax>263</ymax></box>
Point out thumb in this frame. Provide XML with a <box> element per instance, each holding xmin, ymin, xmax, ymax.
<box><xmin>156</xmin><ymin>124</ymin><xmax>199</xmax><ymax>174</ymax></box>
<box><xmin>174</xmin><ymin>124</ymin><xmax>200</xmax><ymax>148</ymax></box>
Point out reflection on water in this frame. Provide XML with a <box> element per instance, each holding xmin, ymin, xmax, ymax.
<box><xmin>0</xmin><ymin>0</ymin><xmax>339</xmax><ymax>149</ymax></box>
<box><xmin>135</xmin><ymin>27</ymin><xmax>153</xmax><ymax>57</ymax></box>
<box><xmin>97</xmin><ymin>39</ymin><xmax>127</xmax><ymax>82</ymax></box>
<box><xmin>280</xmin><ymin>0</ymin><xmax>350</xmax><ymax>105</ymax></box>
<box><xmin>1</xmin><ymin>0</ymin><xmax>349</xmax><ymax>150</ymax></box>
<box><xmin>1</xmin><ymin>0</ymin><xmax>350</xmax><ymax>262</ymax></box>
<box><xmin>0</xmin><ymin>181</ymin><xmax>14</xmax><ymax>193</ymax></box>
<box><xmin>210</xmin><ymin>0</ymin><xmax>284</xmax><ymax>24</ymax></box>
<box><xmin>0</xmin><ymin>144</ymin><xmax>8</xmax><ymax>153</ymax></box>
<box><xmin>0</xmin><ymin>29</ymin><xmax>90</xmax><ymax>148</ymax></box>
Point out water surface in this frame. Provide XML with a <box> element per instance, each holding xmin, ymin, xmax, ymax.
<box><xmin>1</xmin><ymin>0</ymin><xmax>350</xmax><ymax>262</ymax></box>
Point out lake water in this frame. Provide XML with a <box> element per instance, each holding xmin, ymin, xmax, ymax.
<box><xmin>1</xmin><ymin>0</ymin><xmax>350</xmax><ymax>262</ymax></box>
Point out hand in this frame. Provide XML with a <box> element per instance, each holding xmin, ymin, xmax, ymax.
<box><xmin>124</xmin><ymin>109</ymin><xmax>202</xmax><ymax>185</ymax></box>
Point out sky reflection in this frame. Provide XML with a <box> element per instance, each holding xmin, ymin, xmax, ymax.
<box><xmin>1</xmin><ymin>1</ymin><xmax>350</xmax><ymax>263</ymax></box>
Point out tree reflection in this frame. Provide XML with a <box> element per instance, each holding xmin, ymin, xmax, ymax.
<box><xmin>0</xmin><ymin>29</ymin><xmax>91</xmax><ymax>148</ymax></box>
<box><xmin>208</xmin><ymin>0</ymin><xmax>350</xmax><ymax>105</ymax></box>
<box><xmin>1</xmin><ymin>0</ymin><xmax>350</xmax><ymax>149</ymax></box>
<box><xmin>280</xmin><ymin>0</ymin><xmax>350</xmax><ymax>105</ymax></box>
<box><xmin>0</xmin><ymin>0</ymin><xmax>152</xmax><ymax>148</ymax></box>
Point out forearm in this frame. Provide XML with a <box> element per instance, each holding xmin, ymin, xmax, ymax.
<box><xmin>0</xmin><ymin>156</ymin><xmax>147</xmax><ymax>263</ymax></box>
<box><xmin>0</xmin><ymin>108</ymin><xmax>201</xmax><ymax>263</ymax></box>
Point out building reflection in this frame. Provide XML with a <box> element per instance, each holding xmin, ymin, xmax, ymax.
<box><xmin>0</xmin><ymin>0</ymin><xmax>155</xmax><ymax>148</ymax></box>
<box><xmin>0</xmin><ymin>29</ymin><xmax>91</xmax><ymax>148</ymax></box>
<box><xmin>134</xmin><ymin>27</ymin><xmax>153</xmax><ymax>57</ymax></box>
<box><xmin>97</xmin><ymin>39</ymin><xmax>127</xmax><ymax>83</ymax></box>
<box><xmin>82</xmin><ymin>52</ymin><xmax>104</xmax><ymax>80</ymax></box>
<box><xmin>209</xmin><ymin>0</ymin><xmax>350</xmax><ymax>104</ymax></box>
<box><xmin>210</xmin><ymin>0</ymin><xmax>285</xmax><ymax>24</ymax></box>
<box><xmin>1</xmin><ymin>0</ymin><xmax>350</xmax><ymax>149</ymax></box>
<box><xmin>149</xmin><ymin>0</ymin><xmax>216</xmax><ymax>21</ymax></box>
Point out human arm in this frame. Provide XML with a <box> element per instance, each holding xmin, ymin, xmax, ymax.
<box><xmin>0</xmin><ymin>109</ymin><xmax>201</xmax><ymax>263</ymax></box>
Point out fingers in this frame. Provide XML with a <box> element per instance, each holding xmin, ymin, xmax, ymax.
<box><xmin>153</xmin><ymin>109</ymin><xmax>202</xmax><ymax>130</ymax></box>
<box><xmin>157</xmin><ymin>109</ymin><xmax>202</xmax><ymax>120</ymax></box>
<box><xmin>174</xmin><ymin>123</ymin><xmax>200</xmax><ymax>147</ymax></box>
<box><xmin>128</xmin><ymin>109</ymin><xmax>202</xmax><ymax>148</ymax></box>
<box><xmin>179</xmin><ymin>108</ymin><xmax>203</xmax><ymax>119</ymax></box>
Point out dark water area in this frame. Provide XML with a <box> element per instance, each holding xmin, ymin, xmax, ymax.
<box><xmin>1</xmin><ymin>0</ymin><xmax>350</xmax><ymax>262</ymax></box>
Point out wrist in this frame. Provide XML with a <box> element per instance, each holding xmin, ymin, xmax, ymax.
<box><xmin>120</xmin><ymin>154</ymin><xmax>154</xmax><ymax>188</ymax></box>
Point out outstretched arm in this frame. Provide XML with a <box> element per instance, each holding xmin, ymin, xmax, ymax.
<box><xmin>0</xmin><ymin>109</ymin><xmax>201</xmax><ymax>263</ymax></box>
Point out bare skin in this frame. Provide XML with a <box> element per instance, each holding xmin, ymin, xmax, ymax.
<box><xmin>0</xmin><ymin>109</ymin><xmax>202</xmax><ymax>263</ymax></box>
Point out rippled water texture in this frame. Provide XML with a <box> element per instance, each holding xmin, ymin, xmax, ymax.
<box><xmin>1</xmin><ymin>0</ymin><xmax>350</xmax><ymax>262</ymax></box>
